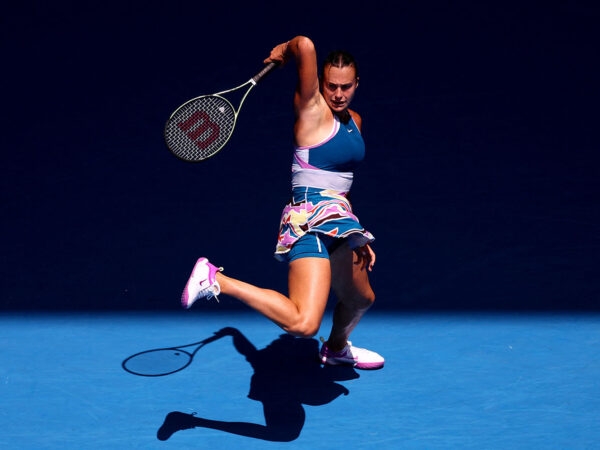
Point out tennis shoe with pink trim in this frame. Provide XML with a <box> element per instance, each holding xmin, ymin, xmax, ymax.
<box><xmin>181</xmin><ymin>257</ymin><xmax>223</xmax><ymax>309</ymax></box>
<box><xmin>319</xmin><ymin>340</ymin><xmax>384</xmax><ymax>370</ymax></box>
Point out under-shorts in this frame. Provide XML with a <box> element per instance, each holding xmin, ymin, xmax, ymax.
<box><xmin>284</xmin><ymin>233</ymin><xmax>347</xmax><ymax>263</ymax></box>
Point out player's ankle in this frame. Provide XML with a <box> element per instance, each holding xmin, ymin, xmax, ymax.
<box><xmin>321</xmin><ymin>337</ymin><xmax>347</xmax><ymax>352</ymax></box>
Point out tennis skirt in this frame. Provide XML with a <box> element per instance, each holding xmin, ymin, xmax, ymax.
<box><xmin>274</xmin><ymin>187</ymin><xmax>374</xmax><ymax>262</ymax></box>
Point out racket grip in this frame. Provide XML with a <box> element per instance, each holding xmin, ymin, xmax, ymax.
<box><xmin>252</xmin><ymin>62</ymin><xmax>278</xmax><ymax>84</ymax></box>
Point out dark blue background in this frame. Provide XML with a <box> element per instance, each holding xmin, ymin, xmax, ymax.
<box><xmin>2</xmin><ymin>2</ymin><xmax>599</xmax><ymax>311</ymax></box>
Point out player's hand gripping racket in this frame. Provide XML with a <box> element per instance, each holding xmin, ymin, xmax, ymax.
<box><xmin>122</xmin><ymin>333</ymin><xmax>222</xmax><ymax>377</ymax></box>
<box><xmin>164</xmin><ymin>62</ymin><xmax>277</xmax><ymax>162</ymax></box>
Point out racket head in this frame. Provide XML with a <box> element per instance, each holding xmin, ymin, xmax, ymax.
<box><xmin>164</xmin><ymin>94</ymin><xmax>237</xmax><ymax>162</ymax></box>
<box><xmin>122</xmin><ymin>348</ymin><xmax>194</xmax><ymax>377</ymax></box>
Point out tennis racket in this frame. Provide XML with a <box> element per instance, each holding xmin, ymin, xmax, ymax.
<box><xmin>122</xmin><ymin>334</ymin><xmax>221</xmax><ymax>377</ymax></box>
<box><xmin>164</xmin><ymin>62</ymin><xmax>277</xmax><ymax>162</ymax></box>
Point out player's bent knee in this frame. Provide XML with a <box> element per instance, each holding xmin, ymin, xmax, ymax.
<box><xmin>348</xmin><ymin>291</ymin><xmax>376</xmax><ymax>311</ymax></box>
<box><xmin>288</xmin><ymin>325</ymin><xmax>320</xmax><ymax>339</ymax></box>
<box><xmin>366</xmin><ymin>291</ymin><xmax>376</xmax><ymax>306</ymax></box>
<box><xmin>286</xmin><ymin>318</ymin><xmax>320</xmax><ymax>339</ymax></box>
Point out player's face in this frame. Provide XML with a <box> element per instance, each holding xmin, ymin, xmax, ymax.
<box><xmin>321</xmin><ymin>65</ymin><xmax>358</xmax><ymax>113</ymax></box>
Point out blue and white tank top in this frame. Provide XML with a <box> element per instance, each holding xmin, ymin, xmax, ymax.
<box><xmin>291</xmin><ymin>115</ymin><xmax>364</xmax><ymax>193</ymax></box>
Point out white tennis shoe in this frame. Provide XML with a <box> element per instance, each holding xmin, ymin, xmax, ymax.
<box><xmin>181</xmin><ymin>257</ymin><xmax>223</xmax><ymax>309</ymax></box>
<box><xmin>319</xmin><ymin>339</ymin><xmax>385</xmax><ymax>370</ymax></box>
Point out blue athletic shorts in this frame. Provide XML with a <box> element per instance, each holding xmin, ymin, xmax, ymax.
<box><xmin>284</xmin><ymin>233</ymin><xmax>346</xmax><ymax>262</ymax></box>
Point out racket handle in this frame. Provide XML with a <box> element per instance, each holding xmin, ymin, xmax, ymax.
<box><xmin>252</xmin><ymin>62</ymin><xmax>278</xmax><ymax>84</ymax></box>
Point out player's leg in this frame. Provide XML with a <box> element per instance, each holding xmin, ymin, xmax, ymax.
<box><xmin>327</xmin><ymin>241</ymin><xmax>375</xmax><ymax>349</ymax></box>
<box><xmin>217</xmin><ymin>256</ymin><xmax>331</xmax><ymax>338</ymax></box>
<box><xmin>320</xmin><ymin>241</ymin><xmax>384</xmax><ymax>369</ymax></box>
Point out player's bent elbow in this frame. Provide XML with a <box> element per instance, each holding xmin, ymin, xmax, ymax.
<box><xmin>295</xmin><ymin>36</ymin><xmax>316</xmax><ymax>56</ymax></box>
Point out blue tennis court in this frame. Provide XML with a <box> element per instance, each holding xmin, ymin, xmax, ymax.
<box><xmin>2</xmin><ymin>311</ymin><xmax>600</xmax><ymax>448</ymax></box>
<box><xmin>0</xmin><ymin>308</ymin><xmax>600</xmax><ymax>449</ymax></box>
<box><xmin>3</xmin><ymin>2</ymin><xmax>599</xmax><ymax>449</ymax></box>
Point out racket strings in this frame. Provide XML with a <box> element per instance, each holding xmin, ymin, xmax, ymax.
<box><xmin>165</xmin><ymin>96</ymin><xmax>236</xmax><ymax>162</ymax></box>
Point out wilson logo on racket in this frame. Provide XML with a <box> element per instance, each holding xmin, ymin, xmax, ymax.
<box><xmin>164</xmin><ymin>62</ymin><xmax>277</xmax><ymax>162</ymax></box>
<box><xmin>176</xmin><ymin>111</ymin><xmax>220</xmax><ymax>150</ymax></box>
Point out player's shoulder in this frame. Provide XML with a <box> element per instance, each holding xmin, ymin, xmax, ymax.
<box><xmin>349</xmin><ymin>109</ymin><xmax>362</xmax><ymax>129</ymax></box>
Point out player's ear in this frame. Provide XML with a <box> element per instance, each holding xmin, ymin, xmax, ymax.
<box><xmin>355</xmin><ymin>77</ymin><xmax>359</xmax><ymax>88</ymax></box>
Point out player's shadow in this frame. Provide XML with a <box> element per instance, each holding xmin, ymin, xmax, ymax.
<box><xmin>157</xmin><ymin>327</ymin><xmax>359</xmax><ymax>442</ymax></box>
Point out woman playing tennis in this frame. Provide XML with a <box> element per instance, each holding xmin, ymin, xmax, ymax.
<box><xmin>181</xmin><ymin>35</ymin><xmax>384</xmax><ymax>369</ymax></box>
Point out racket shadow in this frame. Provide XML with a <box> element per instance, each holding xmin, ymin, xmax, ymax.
<box><xmin>156</xmin><ymin>327</ymin><xmax>359</xmax><ymax>442</ymax></box>
<box><xmin>121</xmin><ymin>332</ymin><xmax>224</xmax><ymax>377</ymax></box>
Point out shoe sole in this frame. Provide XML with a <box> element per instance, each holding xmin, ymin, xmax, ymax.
<box><xmin>321</xmin><ymin>354</ymin><xmax>384</xmax><ymax>370</ymax></box>
<box><xmin>181</xmin><ymin>258</ymin><xmax>208</xmax><ymax>309</ymax></box>
<box><xmin>355</xmin><ymin>361</ymin><xmax>385</xmax><ymax>370</ymax></box>
<box><xmin>321</xmin><ymin>358</ymin><xmax>385</xmax><ymax>370</ymax></box>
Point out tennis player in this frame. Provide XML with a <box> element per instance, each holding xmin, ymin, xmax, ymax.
<box><xmin>181</xmin><ymin>35</ymin><xmax>384</xmax><ymax>370</ymax></box>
